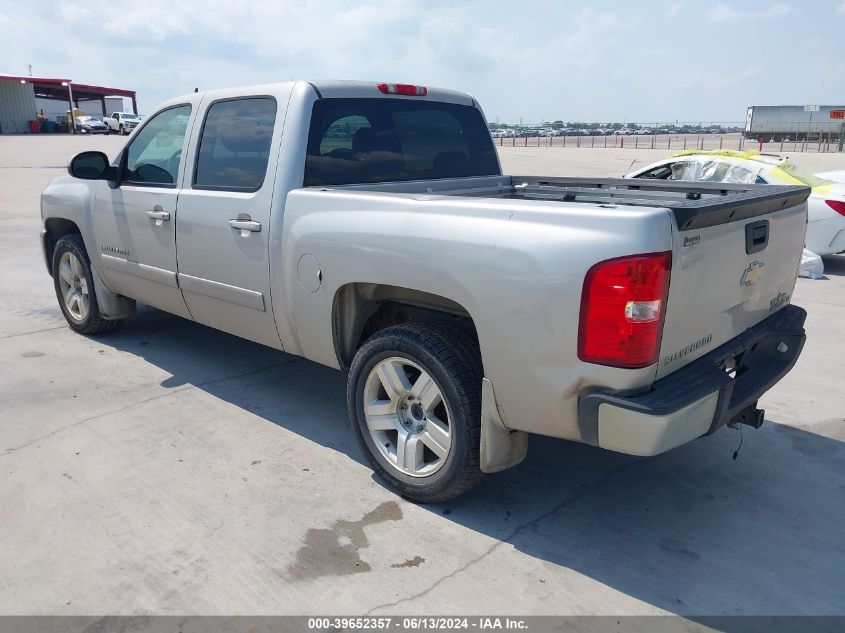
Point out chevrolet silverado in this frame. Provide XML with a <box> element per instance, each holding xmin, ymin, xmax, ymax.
<box><xmin>40</xmin><ymin>81</ymin><xmax>809</xmax><ymax>501</ymax></box>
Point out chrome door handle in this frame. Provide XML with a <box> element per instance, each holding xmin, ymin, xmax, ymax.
<box><xmin>229</xmin><ymin>219</ymin><xmax>262</xmax><ymax>233</ymax></box>
<box><xmin>146</xmin><ymin>207</ymin><xmax>170</xmax><ymax>225</ymax></box>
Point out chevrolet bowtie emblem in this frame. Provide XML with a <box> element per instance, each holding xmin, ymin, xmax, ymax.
<box><xmin>741</xmin><ymin>261</ymin><xmax>765</xmax><ymax>286</ymax></box>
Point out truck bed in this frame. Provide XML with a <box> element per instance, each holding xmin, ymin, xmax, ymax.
<box><xmin>324</xmin><ymin>175</ymin><xmax>810</xmax><ymax>230</ymax></box>
<box><xmin>301</xmin><ymin>174</ymin><xmax>811</xmax><ymax>384</ymax></box>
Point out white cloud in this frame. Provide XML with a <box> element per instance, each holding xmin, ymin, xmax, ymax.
<box><xmin>709</xmin><ymin>2</ymin><xmax>792</xmax><ymax>22</ymax></box>
<box><xmin>1</xmin><ymin>0</ymin><xmax>841</xmax><ymax>124</ymax></box>
<box><xmin>765</xmin><ymin>2</ymin><xmax>792</xmax><ymax>17</ymax></box>
<box><xmin>739</xmin><ymin>66</ymin><xmax>762</xmax><ymax>80</ymax></box>
<box><xmin>58</xmin><ymin>3</ymin><xmax>91</xmax><ymax>25</ymax></box>
<box><xmin>100</xmin><ymin>14</ymin><xmax>189</xmax><ymax>42</ymax></box>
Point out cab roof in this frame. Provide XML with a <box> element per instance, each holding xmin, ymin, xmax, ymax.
<box><xmin>170</xmin><ymin>80</ymin><xmax>475</xmax><ymax>108</ymax></box>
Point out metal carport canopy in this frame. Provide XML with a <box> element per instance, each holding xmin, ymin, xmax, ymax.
<box><xmin>0</xmin><ymin>74</ymin><xmax>137</xmax><ymax>115</ymax></box>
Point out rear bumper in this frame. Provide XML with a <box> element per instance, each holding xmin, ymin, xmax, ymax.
<box><xmin>578</xmin><ymin>304</ymin><xmax>807</xmax><ymax>456</ymax></box>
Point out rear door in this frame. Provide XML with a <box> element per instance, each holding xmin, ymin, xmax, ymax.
<box><xmin>175</xmin><ymin>90</ymin><xmax>289</xmax><ymax>349</ymax></box>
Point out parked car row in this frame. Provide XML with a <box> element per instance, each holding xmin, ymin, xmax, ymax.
<box><xmin>491</xmin><ymin>128</ymin><xmax>618</xmax><ymax>138</ymax></box>
<box><xmin>73</xmin><ymin>112</ymin><xmax>143</xmax><ymax>135</ymax></box>
<box><xmin>490</xmin><ymin>125</ymin><xmax>743</xmax><ymax>138</ymax></box>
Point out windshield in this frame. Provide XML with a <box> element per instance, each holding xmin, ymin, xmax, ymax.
<box><xmin>122</xmin><ymin>114</ymin><xmax>139</xmax><ymax>120</ymax></box>
<box><xmin>770</xmin><ymin>161</ymin><xmax>835</xmax><ymax>187</ymax></box>
<box><xmin>305</xmin><ymin>98</ymin><xmax>499</xmax><ymax>186</ymax></box>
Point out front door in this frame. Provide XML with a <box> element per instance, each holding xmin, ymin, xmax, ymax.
<box><xmin>175</xmin><ymin>93</ymin><xmax>284</xmax><ymax>349</ymax></box>
<box><xmin>92</xmin><ymin>102</ymin><xmax>198</xmax><ymax>318</ymax></box>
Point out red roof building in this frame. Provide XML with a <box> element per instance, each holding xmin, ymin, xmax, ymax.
<box><xmin>0</xmin><ymin>74</ymin><xmax>137</xmax><ymax>134</ymax></box>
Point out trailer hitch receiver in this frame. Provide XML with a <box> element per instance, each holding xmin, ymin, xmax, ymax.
<box><xmin>730</xmin><ymin>405</ymin><xmax>765</xmax><ymax>429</ymax></box>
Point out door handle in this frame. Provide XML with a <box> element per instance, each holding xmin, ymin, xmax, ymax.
<box><xmin>229</xmin><ymin>218</ymin><xmax>262</xmax><ymax>233</ymax></box>
<box><xmin>146</xmin><ymin>207</ymin><xmax>171</xmax><ymax>226</ymax></box>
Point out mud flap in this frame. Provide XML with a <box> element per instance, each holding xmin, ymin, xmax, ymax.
<box><xmin>92</xmin><ymin>265</ymin><xmax>136</xmax><ymax>320</ymax></box>
<box><xmin>480</xmin><ymin>378</ymin><xmax>528</xmax><ymax>473</ymax></box>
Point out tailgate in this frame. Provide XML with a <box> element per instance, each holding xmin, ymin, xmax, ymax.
<box><xmin>656</xmin><ymin>192</ymin><xmax>809</xmax><ymax>379</ymax></box>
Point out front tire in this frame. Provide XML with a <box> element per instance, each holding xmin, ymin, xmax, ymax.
<box><xmin>347</xmin><ymin>325</ymin><xmax>483</xmax><ymax>503</ymax></box>
<box><xmin>52</xmin><ymin>234</ymin><xmax>122</xmax><ymax>335</ymax></box>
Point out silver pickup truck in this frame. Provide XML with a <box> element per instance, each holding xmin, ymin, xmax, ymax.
<box><xmin>40</xmin><ymin>81</ymin><xmax>809</xmax><ymax>502</ymax></box>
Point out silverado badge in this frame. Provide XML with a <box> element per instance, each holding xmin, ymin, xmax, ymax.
<box><xmin>100</xmin><ymin>244</ymin><xmax>129</xmax><ymax>257</ymax></box>
<box><xmin>769</xmin><ymin>292</ymin><xmax>790</xmax><ymax>311</ymax></box>
<box><xmin>741</xmin><ymin>261</ymin><xmax>765</xmax><ymax>286</ymax></box>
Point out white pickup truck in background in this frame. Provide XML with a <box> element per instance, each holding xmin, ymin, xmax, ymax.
<box><xmin>40</xmin><ymin>81</ymin><xmax>810</xmax><ymax>502</ymax></box>
<box><xmin>106</xmin><ymin>111</ymin><xmax>141</xmax><ymax>135</ymax></box>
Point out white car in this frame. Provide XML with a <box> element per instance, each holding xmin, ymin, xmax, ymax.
<box><xmin>816</xmin><ymin>171</ymin><xmax>845</xmax><ymax>184</ymax></box>
<box><xmin>626</xmin><ymin>150</ymin><xmax>845</xmax><ymax>256</ymax></box>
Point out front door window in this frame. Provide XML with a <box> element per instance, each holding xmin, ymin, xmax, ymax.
<box><xmin>122</xmin><ymin>105</ymin><xmax>191</xmax><ymax>186</ymax></box>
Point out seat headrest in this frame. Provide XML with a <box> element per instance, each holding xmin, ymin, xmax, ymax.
<box><xmin>433</xmin><ymin>151</ymin><xmax>470</xmax><ymax>176</ymax></box>
<box><xmin>215</xmin><ymin>119</ymin><xmax>272</xmax><ymax>153</ymax></box>
<box><xmin>352</xmin><ymin>127</ymin><xmax>400</xmax><ymax>154</ymax></box>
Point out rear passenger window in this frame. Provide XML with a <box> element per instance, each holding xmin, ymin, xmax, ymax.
<box><xmin>193</xmin><ymin>97</ymin><xmax>277</xmax><ymax>192</ymax></box>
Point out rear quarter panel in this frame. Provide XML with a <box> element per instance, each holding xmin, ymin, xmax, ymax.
<box><xmin>276</xmin><ymin>189</ymin><xmax>674</xmax><ymax>440</ymax></box>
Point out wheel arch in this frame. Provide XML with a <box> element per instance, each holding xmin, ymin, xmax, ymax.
<box><xmin>331</xmin><ymin>282</ymin><xmax>480</xmax><ymax>372</ymax></box>
<box><xmin>43</xmin><ymin>217</ymin><xmax>82</xmax><ymax>276</ymax></box>
<box><xmin>45</xmin><ymin>219</ymin><xmax>136</xmax><ymax>321</ymax></box>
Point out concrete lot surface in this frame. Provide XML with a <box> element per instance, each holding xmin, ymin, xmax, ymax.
<box><xmin>1</xmin><ymin>135</ymin><xmax>843</xmax><ymax>616</ymax></box>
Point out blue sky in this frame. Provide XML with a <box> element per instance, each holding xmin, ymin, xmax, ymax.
<box><xmin>2</xmin><ymin>0</ymin><xmax>844</xmax><ymax>123</ymax></box>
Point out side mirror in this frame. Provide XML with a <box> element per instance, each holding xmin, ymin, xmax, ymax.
<box><xmin>68</xmin><ymin>151</ymin><xmax>112</xmax><ymax>180</ymax></box>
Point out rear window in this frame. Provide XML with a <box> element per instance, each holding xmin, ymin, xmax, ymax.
<box><xmin>304</xmin><ymin>98</ymin><xmax>499</xmax><ymax>186</ymax></box>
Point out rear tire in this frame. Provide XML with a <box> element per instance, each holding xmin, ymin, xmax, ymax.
<box><xmin>347</xmin><ymin>324</ymin><xmax>483</xmax><ymax>503</ymax></box>
<box><xmin>52</xmin><ymin>234</ymin><xmax>123</xmax><ymax>335</ymax></box>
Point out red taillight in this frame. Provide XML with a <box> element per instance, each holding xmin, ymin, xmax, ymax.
<box><xmin>825</xmin><ymin>199</ymin><xmax>845</xmax><ymax>216</ymax></box>
<box><xmin>578</xmin><ymin>251</ymin><xmax>672</xmax><ymax>368</ymax></box>
<box><xmin>377</xmin><ymin>82</ymin><xmax>428</xmax><ymax>96</ymax></box>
